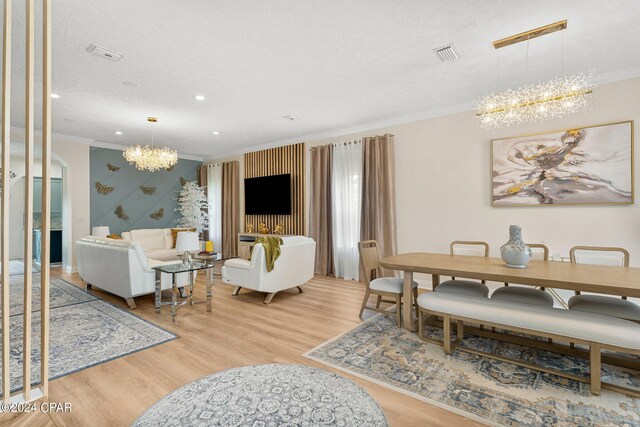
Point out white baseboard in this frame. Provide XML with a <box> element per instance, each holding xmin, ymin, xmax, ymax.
<box><xmin>63</xmin><ymin>265</ymin><xmax>78</xmax><ymax>273</ymax></box>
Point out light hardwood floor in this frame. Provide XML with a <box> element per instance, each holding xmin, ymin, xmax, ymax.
<box><xmin>1</xmin><ymin>269</ymin><xmax>482</xmax><ymax>427</ymax></box>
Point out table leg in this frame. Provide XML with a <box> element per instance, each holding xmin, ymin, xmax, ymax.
<box><xmin>207</xmin><ymin>268</ymin><xmax>213</xmax><ymax>312</ymax></box>
<box><xmin>432</xmin><ymin>274</ymin><xmax>440</xmax><ymax>290</ymax></box>
<box><xmin>172</xmin><ymin>273</ymin><xmax>177</xmax><ymax>323</ymax></box>
<box><xmin>403</xmin><ymin>271</ymin><xmax>416</xmax><ymax>331</ymax></box>
<box><xmin>155</xmin><ymin>270</ymin><xmax>161</xmax><ymax>314</ymax></box>
<box><xmin>189</xmin><ymin>270</ymin><xmax>194</xmax><ymax>306</ymax></box>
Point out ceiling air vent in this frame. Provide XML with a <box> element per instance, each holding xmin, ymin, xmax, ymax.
<box><xmin>87</xmin><ymin>44</ymin><xmax>123</xmax><ymax>61</ymax></box>
<box><xmin>433</xmin><ymin>44</ymin><xmax>459</xmax><ymax>62</ymax></box>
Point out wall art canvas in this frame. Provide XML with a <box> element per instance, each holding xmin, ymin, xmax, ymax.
<box><xmin>492</xmin><ymin>121</ymin><xmax>633</xmax><ymax>206</ymax></box>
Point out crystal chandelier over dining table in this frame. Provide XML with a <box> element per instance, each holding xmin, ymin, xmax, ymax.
<box><xmin>123</xmin><ymin>117</ymin><xmax>178</xmax><ymax>171</ymax></box>
<box><xmin>475</xmin><ymin>20</ymin><xmax>596</xmax><ymax>129</ymax></box>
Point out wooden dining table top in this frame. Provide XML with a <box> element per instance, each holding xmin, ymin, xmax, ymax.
<box><xmin>380</xmin><ymin>252</ymin><xmax>640</xmax><ymax>298</ymax></box>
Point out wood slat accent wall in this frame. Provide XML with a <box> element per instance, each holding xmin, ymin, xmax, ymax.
<box><xmin>244</xmin><ymin>143</ymin><xmax>305</xmax><ymax>235</ymax></box>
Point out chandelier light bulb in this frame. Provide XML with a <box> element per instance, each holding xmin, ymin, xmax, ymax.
<box><xmin>475</xmin><ymin>72</ymin><xmax>595</xmax><ymax>129</ymax></box>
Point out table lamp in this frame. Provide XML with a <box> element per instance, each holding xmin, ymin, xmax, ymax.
<box><xmin>92</xmin><ymin>226</ymin><xmax>110</xmax><ymax>238</ymax></box>
<box><xmin>176</xmin><ymin>231</ymin><xmax>199</xmax><ymax>266</ymax></box>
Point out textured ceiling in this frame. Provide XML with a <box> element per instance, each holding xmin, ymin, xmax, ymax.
<box><xmin>1</xmin><ymin>0</ymin><xmax>639</xmax><ymax>158</ymax></box>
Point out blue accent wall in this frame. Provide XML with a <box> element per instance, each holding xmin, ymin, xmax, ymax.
<box><xmin>90</xmin><ymin>147</ymin><xmax>201</xmax><ymax>235</ymax></box>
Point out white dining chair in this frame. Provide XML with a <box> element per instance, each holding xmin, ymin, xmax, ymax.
<box><xmin>434</xmin><ymin>241</ymin><xmax>490</xmax><ymax>298</ymax></box>
<box><xmin>567</xmin><ymin>246</ymin><xmax>640</xmax><ymax>322</ymax></box>
<box><xmin>358</xmin><ymin>240</ymin><xmax>419</xmax><ymax>326</ymax></box>
<box><xmin>491</xmin><ymin>243</ymin><xmax>554</xmax><ymax>307</ymax></box>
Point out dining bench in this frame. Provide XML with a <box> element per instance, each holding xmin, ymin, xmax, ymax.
<box><xmin>417</xmin><ymin>292</ymin><xmax>640</xmax><ymax>396</ymax></box>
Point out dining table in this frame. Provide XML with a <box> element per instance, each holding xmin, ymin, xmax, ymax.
<box><xmin>380</xmin><ymin>252</ymin><xmax>640</xmax><ymax>331</ymax></box>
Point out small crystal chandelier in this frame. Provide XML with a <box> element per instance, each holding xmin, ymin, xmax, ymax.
<box><xmin>123</xmin><ymin>117</ymin><xmax>178</xmax><ymax>171</ymax></box>
<box><xmin>476</xmin><ymin>20</ymin><xmax>596</xmax><ymax>129</ymax></box>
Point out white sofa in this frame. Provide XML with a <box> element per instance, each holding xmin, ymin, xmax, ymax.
<box><xmin>221</xmin><ymin>236</ymin><xmax>316</xmax><ymax>304</ymax></box>
<box><xmin>121</xmin><ymin>228</ymin><xmax>182</xmax><ymax>261</ymax></box>
<box><xmin>76</xmin><ymin>236</ymin><xmax>193</xmax><ymax>309</ymax></box>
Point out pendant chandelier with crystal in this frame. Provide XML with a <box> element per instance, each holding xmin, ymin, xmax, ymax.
<box><xmin>123</xmin><ymin>117</ymin><xmax>178</xmax><ymax>171</ymax></box>
<box><xmin>475</xmin><ymin>20</ymin><xmax>596</xmax><ymax>129</ymax></box>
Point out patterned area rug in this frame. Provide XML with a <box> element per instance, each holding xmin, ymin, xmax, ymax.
<box><xmin>7</xmin><ymin>260</ymin><xmax>39</xmax><ymax>276</ymax></box>
<box><xmin>133</xmin><ymin>364</ymin><xmax>388</xmax><ymax>426</ymax></box>
<box><xmin>8</xmin><ymin>274</ymin><xmax>94</xmax><ymax>316</ymax></box>
<box><xmin>304</xmin><ymin>314</ymin><xmax>640</xmax><ymax>427</ymax></box>
<box><xmin>1</xmin><ymin>278</ymin><xmax>176</xmax><ymax>395</ymax></box>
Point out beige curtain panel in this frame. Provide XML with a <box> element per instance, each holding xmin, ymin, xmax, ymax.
<box><xmin>222</xmin><ymin>161</ymin><xmax>240</xmax><ymax>256</ymax></box>
<box><xmin>361</xmin><ymin>134</ymin><xmax>397</xmax><ymax>259</ymax></box>
<box><xmin>309</xmin><ymin>144</ymin><xmax>335</xmax><ymax>276</ymax></box>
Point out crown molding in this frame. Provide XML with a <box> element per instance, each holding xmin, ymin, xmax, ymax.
<box><xmin>204</xmin><ymin>101</ymin><xmax>474</xmax><ymax>161</ymax></box>
<box><xmin>9</xmin><ymin>127</ymin><xmax>204</xmax><ymax>162</ymax></box>
<box><xmin>205</xmin><ymin>72</ymin><xmax>640</xmax><ymax>162</ymax></box>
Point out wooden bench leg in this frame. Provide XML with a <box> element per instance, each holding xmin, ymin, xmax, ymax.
<box><xmin>456</xmin><ymin>320</ymin><xmax>464</xmax><ymax>342</ymax></box>
<box><xmin>443</xmin><ymin>315</ymin><xmax>452</xmax><ymax>354</ymax></box>
<box><xmin>590</xmin><ymin>342</ymin><xmax>601</xmax><ymax>395</ymax></box>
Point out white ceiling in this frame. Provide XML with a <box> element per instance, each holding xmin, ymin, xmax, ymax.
<box><xmin>1</xmin><ymin>0</ymin><xmax>639</xmax><ymax>159</ymax></box>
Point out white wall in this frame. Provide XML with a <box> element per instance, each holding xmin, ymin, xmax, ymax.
<box><xmin>208</xmin><ymin>76</ymin><xmax>640</xmax><ymax>270</ymax></box>
<box><xmin>305</xmin><ymin>77</ymin><xmax>640</xmax><ymax>268</ymax></box>
<box><xmin>8</xmin><ymin>157</ymin><xmax>63</xmax><ymax>259</ymax></box>
<box><xmin>7</xmin><ymin>130</ymin><xmax>91</xmax><ymax>272</ymax></box>
<box><xmin>52</xmin><ymin>137</ymin><xmax>91</xmax><ymax>272</ymax></box>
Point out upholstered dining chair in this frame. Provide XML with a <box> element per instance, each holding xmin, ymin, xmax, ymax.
<box><xmin>358</xmin><ymin>240</ymin><xmax>419</xmax><ymax>326</ymax></box>
<box><xmin>491</xmin><ymin>243</ymin><xmax>554</xmax><ymax>307</ymax></box>
<box><xmin>434</xmin><ymin>241</ymin><xmax>490</xmax><ymax>298</ymax></box>
<box><xmin>567</xmin><ymin>246</ymin><xmax>640</xmax><ymax>322</ymax></box>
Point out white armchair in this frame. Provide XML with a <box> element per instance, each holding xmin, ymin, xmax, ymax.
<box><xmin>76</xmin><ymin>237</ymin><xmax>194</xmax><ymax>309</ymax></box>
<box><xmin>222</xmin><ymin>236</ymin><xmax>316</xmax><ymax>304</ymax></box>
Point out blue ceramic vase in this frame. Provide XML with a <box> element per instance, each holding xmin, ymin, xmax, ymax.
<box><xmin>500</xmin><ymin>225</ymin><xmax>532</xmax><ymax>269</ymax></box>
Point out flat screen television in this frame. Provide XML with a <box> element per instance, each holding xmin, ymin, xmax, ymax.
<box><xmin>244</xmin><ymin>174</ymin><xmax>292</xmax><ymax>215</ymax></box>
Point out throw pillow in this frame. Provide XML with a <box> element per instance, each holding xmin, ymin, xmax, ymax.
<box><xmin>106</xmin><ymin>233</ymin><xmax>122</xmax><ymax>240</ymax></box>
<box><xmin>171</xmin><ymin>228</ymin><xmax>196</xmax><ymax>248</ymax></box>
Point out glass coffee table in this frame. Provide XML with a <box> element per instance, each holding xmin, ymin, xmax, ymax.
<box><xmin>153</xmin><ymin>253</ymin><xmax>235</xmax><ymax>322</ymax></box>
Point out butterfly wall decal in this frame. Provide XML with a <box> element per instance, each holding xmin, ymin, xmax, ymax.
<box><xmin>95</xmin><ymin>182</ymin><xmax>114</xmax><ymax>195</ymax></box>
<box><xmin>149</xmin><ymin>208</ymin><xmax>164</xmax><ymax>220</ymax></box>
<box><xmin>140</xmin><ymin>186</ymin><xmax>157</xmax><ymax>195</ymax></box>
<box><xmin>114</xmin><ymin>205</ymin><xmax>129</xmax><ymax>220</ymax></box>
<box><xmin>107</xmin><ymin>163</ymin><xmax>120</xmax><ymax>172</ymax></box>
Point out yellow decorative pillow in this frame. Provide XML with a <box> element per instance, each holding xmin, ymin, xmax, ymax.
<box><xmin>107</xmin><ymin>233</ymin><xmax>122</xmax><ymax>240</ymax></box>
<box><xmin>171</xmin><ymin>228</ymin><xmax>196</xmax><ymax>248</ymax></box>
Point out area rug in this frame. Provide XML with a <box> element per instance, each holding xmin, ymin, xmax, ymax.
<box><xmin>304</xmin><ymin>314</ymin><xmax>640</xmax><ymax>427</ymax></box>
<box><xmin>8</xmin><ymin>274</ymin><xmax>95</xmax><ymax>316</ymax></box>
<box><xmin>7</xmin><ymin>259</ymin><xmax>40</xmax><ymax>276</ymax></box>
<box><xmin>132</xmin><ymin>364</ymin><xmax>388</xmax><ymax>426</ymax></box>
<box><xmin>1</xmin><ymin>278</ymin><xmax>176</xmax><ymax>395</ymax></box>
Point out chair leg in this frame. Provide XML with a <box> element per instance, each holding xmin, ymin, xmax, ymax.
<box><xmin>412</xmin><ymin>287</ymin><xmax>419</xmax><ymax>318</ymax></box>
<box><xmin>86</xmin><ymin>283</ymin><xmax>92</xmax><ymax>290</ymax></box>
<box><xmin>395</xmin><ymin>294</ymin><xmax>402</xmax><ymax>327</ymax></box>
<box><xmin>376</xmin><ymin>295</ymin><xmax>382</xmax><ymax>309</ymax></box>
<box><xmin>418</xmin><ymin>308</ymin><xmax>425</xmax><ymax>340</ymax></box>
<box><xmin>125</xmin><ymin>298</ymin><xmax>137</xmax><ymax>310</ymax></box>
<box><xmin>264</xmin><ymin>292</ymin><xmax>277</xmax><ymax>304</ymax></box>
<box><xmin>232</xmin><ymin>286</ymin><xmax>242</xmax><ymax>296</ymax></box>
<box><xmin>359</xmin><ymin>289</ymin><xmax>371</xmax><ymax>319</ymax></box>
<box><xmin>296</xmin><ymin>286</ymin><xmax>305</xmax><ymax>293</ymax></box>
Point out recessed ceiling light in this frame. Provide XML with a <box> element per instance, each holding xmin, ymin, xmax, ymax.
<box><xmin>114</xmin><ymin>131</ymin><xmax>123</xmax><ymax>135</ymax></box>
<box><xmin>283</xmin><ymin>114</ymin><xmax>299</xmax><ymax>121</ymax></box>
<box><xmin>50</xmin><ymin>93</ymin><xmax>60</xmax><ymax>99</ymax></box>
<box><xmin>194</xmin><ymin>95</ymin><xmax>206</xmax><ymax>101</ymax></box>
<box><xmin>122</xmin><ymin>81</ymin><xmax>139</xmax><ymax>88</ymax></box>
<box><xmin>212</xmin><ymin>131</ymin><xmax>220</xmax><ymax>135</ymax></box>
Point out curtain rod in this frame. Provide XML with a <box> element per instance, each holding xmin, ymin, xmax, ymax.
<box><xmin>308</xmin><ymin>134</ymin><xmax>394</xmax><ymax>151</ymax></box>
